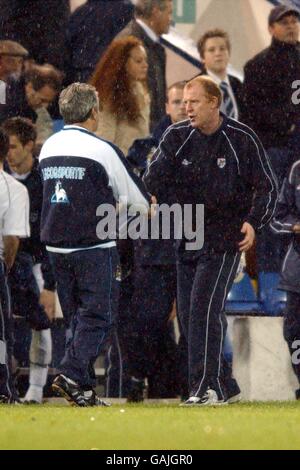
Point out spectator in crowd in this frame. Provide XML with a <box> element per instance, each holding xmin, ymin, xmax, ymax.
<box><xmin>197</xmin><ymin>29</ymin><xmax>243</xmax><ymax>120</ymax></box>
<box><xmin>241</xmin><ymin>5</ymin><xmax>300</xmax><ymax>273</ymax></box>
<box><xmin>2</xmin><ymin>117</ymin><xmax>55</xmax><ymax>404</ymax></box>
<box><xmin>242</xmin><ymin>5</ymin><xmax>300</xmax><ymax>184</ymax></box>
<box><xmin>39</xmin><ymin>83</ymin><xmax>151</xmax><ymax>407</ymax></box>
<box><xmin>270</xmin><ymin>162</ymin><xmax>300</xmax><ymax>400</ymax></box>
<box><xmin>2</xmin><ymin>63</ymin><xmax>63</xmax><ymax>145</ymax></box>
<box><xmin>127</xmin><ymin>80</ymin><xmax>187</xmax><ymax>168</ymax></box>
<box><xmin>65</xmin><ymin>0</ymin><xmax>134</xmax><ymax>83</ymax></box>
<box><xmin>144</xmin><ymin>76</ymin><xmax>277</xmax><ymax>405</ymax></box>
<box><xmin>153</xmin><ymin>80</ymin><xmax>187</xmax><ymax>141</ymax></box>
<box><xmin>0</xmin><ymin>128</ymin><xmax>30</xmax><ymax>404</ymax></box>
<box><xmin>90</xmin><ymin>35</ymin><xmax>150</xmax><ymax>156</ymax></box>
<box><xmin>117</xmin><ymin>0</ymin><xmax>173</xmax><ymax>131</ymax></box>
<box><xmin>0</xmin><ymin>40</ymin><xmax>28</xmax><ymax>83</ymax></box>
<box><xmin>0</xmin><ymin>0</ymin><xmax>70</xmax><ymax>73</ymax></box>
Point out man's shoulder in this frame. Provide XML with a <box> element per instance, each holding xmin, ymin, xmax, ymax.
<box><xmin>244</xmin><ymin>46</ymin><xmax>272</xmax><ymax>71</ymax></box>
<box><xmin>225</xmin><ymin>118</ymin><xmax>262</xmax><ymax>142</ymax></box>
<box><xmin>117</xmin><ymin>19</ymin><xmax>155</xmax><ymax>47</ymax></box>
<box><xmin>117</xmin><ymin>19</ymin><xmax>143</xmax><ymax>38</ymax></box>
<box><xmin>39</xmin><ymin>126</ymin><xmax>123</xmax><ymax>166</ymax></box>
<box><xmin>0</xmin><ymin>170</ymin><xmax>28</xmax><ymax>198</ymax></box>
<box><xmin>159</xmin><ymin>119</ymin><xmax>193</xmax><ymax>144</ymax></box>
<box><xmin>228</xmin><ymin>74</ymin><xmax>242</xmax><ymax>87</ymax></box>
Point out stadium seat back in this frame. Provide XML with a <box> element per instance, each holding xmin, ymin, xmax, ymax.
<box><xmin>225</xmin><ymin>271</ymin><xmax>263</xmax><ymax>314</ymax></box>
<box><xmin>258</xmin><ymin>272</ymin><xmax>287</xmax><ymax>316</ymax></box>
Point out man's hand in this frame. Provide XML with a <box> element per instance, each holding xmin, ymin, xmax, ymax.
<box><xmin>149</xmin><ymin>195</ymin><xmax>157</xmax><ymax>218</ymax></box>
<box><xmin>292</xmin><ymin>224</ymin><xmax>300</xmax><ymax>234</ymax></box>
<box><xmin>239</xmin><ymin>222</ymin><xmax>255</xmax><ymax>252</ymax></box>
<box><xmin>40</xmin><ymin>289</ymin><xmax>56</xmax><ymax>321</ymax></box>
<box><xmin>3</xmin><ymin>235</ymin><xmax>19</xmax><ymax>271</ymax></box>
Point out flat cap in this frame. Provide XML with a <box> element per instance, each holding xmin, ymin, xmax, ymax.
<box><xmin>0</xmin><ymin>40</ymin><xmax>28</xmax><ymax>57</ymax></box>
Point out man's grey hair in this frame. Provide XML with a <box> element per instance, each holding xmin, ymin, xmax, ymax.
<box><xmin>59</xmin><ymin>83</ymin><xmax>99</xmax><ymax>124</ymax></box>
<box><xmin>135</xmin><ymin>0</ymin><xmax>170</xmax><ymax>18</ymax></box>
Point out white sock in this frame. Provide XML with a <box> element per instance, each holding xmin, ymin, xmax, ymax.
<box><xmin>24</xmin><ymin>364</ymin><xmax>48</xmax><ymax>403</ymax></box>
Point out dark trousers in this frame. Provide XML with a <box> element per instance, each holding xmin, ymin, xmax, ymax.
<box><xmin>0</xmin><ymin>261</ymin><xmax>16</xmax><ymax>399</ymax></box>
<box><xmin>49</xmin><ymin>247</ymin><xmax>119</xmax><ymax>389</ymax></box>
<box><xmin>8</xmin><ymin>252</ymin><xmax>51</xmax><ymax>331</ymax></box>
<box><xmin>284</xmin><ymin>291</ymin><xmax>300</xmax><ymax>385</ymax></box>
<box><xmin>106</xmin><ymin>264</ymin><xmax>179</xmax><ymax>398</ymax></box>
<box><xmin>177</xmin><ymin>251</ymin><xmax>241</xmax><ymax>399</ymax></box>
<box><xmin>256</xmin><ymin>146</ymin><xmax>294</xmax><ymax>273</ymax></box>
<box><xmin>128</xmin><ymin>265</ymin><xmax>177</xmax><ymax>378</ymax></box>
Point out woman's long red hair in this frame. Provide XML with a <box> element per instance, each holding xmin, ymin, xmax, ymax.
<box><xmin>90</xmin><ymin>36</ymin><xmax>147</xmax><ymax>123</ymax></box>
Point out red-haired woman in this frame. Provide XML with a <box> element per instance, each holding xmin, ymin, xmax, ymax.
<box><xmin>90</xmin><ymin>36</ymin><xmax>150</xmax><ymax>156</ymax></box>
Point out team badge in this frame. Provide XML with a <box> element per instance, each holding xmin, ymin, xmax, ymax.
<box><xmin>217</xmin><ymin>158</ymin><xmax>226</xmax><ymax>169</ymax></box>
<box><xmin>51</xmin><ymin>181</ymin><xmax>69</xmax><ymax>204</ymax></box>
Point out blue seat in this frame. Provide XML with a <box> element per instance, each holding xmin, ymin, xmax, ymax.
<box><xmin>225</xmin><ymin>271</ymin><xmax>263</xmax><ymax>314</ymax></box>
<box><xmin>258</xmin><ymin>272</ymin><xmax>287</xmax><ymax>316</ymax></box>
<box><xmin>52</xmin><ymin>119</ymin><xmax>64</xmax><ymax>133</ymax></box>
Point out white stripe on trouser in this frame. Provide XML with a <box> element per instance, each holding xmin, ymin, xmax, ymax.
<box><xmin>0</xmin><ymin>340</ymin><xmax>6</xmax><ymax>364</ymax></box>
<box><xmin>105</xmin><ymin>344</ymin><xmax>112</xmax><ymax>397</ymax></box>
<box><xmin>115</xmin><ymin>331</ymin><xmax>123</xmax><ymax>398</ymax></box>
<box><xmin>195</xmin><ymin>253</ymin><xmax>227</xmax><ymax>397</ymax></box>
<box><xmin>217</xmin><ymin>253</ymin><xmax>240</xmax><ymax>399</ymax></box>
<box><xmin>0</xmin><ymin>262</ymin><xmax>12</xmax><ymax>399</ymax></box>
<box><xmin>105</xmin><ymin>330</ymin><xmax>123</xmax><ymax>398</ymax></box>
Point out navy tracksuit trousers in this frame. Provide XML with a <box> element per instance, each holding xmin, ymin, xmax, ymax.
<box><xmin>49</xmin><ymin>247</ymin><xmax>119</xmax><ymax>389</ymax></box>
<box><xmin>177</xmin><ymin>251</ymin><xmax>241</xmax><ymax>400</ymax></box>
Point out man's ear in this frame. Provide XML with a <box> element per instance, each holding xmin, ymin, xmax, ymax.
<box><xmin>24</xmin><ymin>140</ymin><xmax>34</xmax><ymax>154</ymax></box>
<box><xmin>210</xmin><ymin>96</ymin><xmax>219</xmax><ymax>110</ymax></box>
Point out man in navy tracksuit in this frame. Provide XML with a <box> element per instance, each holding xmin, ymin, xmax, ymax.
<box><xmin>144</xmin><ymin>76</ymin><xmax>278</xmax><ymax>405</ymax></box>
<box><xmin>3</xmin><ymin>117</ymin><xmax>55</xmax><ymax>404</ymax></box>
<box><xmin>39</xmin><ymin>83</ymin><xmax>151</xmax><ymax>407</ymax></box>
<box><xmin>271</xmin><ymin>162</ymin><xmax>300</xmax><ymax>400</ymax></box>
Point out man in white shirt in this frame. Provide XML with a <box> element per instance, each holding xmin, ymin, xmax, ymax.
<box><xmin>0</xmin><ymin>128</ymin><xmax>30</xmax><ymax>403</ymax></box>
<box><xmin>197</xmin><ymin>29</ymin><xmax>243</xmax><ymax>121</ymax></box>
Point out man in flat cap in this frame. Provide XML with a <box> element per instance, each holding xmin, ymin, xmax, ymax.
<box><xmin>241</xmin><ymin>5</ymin><xmax>300</xmax><ymax>274</ymax></box>
<box><xmin>0</xmin><ymin>40</ymin><xmax>28</xmax><ymax>83</ymax></box>
<box><xmin>0</xmin><ymin>40</ymin><xmax>28</xmax><ymax>110</ymax></box>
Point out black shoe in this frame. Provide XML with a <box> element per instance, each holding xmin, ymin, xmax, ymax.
<box><xmin>0</xmin><ymin>395</ymin><xmax>20</xmax><ymax>404</ymax></box>
<box><xmin>52</xmin><ymin>374</ymin><xmax>110</xmax><ymax>407</ymax></box>
<box><xmin>84</xmin><ymin>390</ymin><xmax>111</xmax><ymax>407</ymax></box>
<box><xmin>22</xmin><ymin>399</ymin><xmax>41</xmax><ymax>405</ymax></box>
<box><xmin>180</xmin><ymin>389</ymin><xmax>227</xmax><ymax>407</ymax></box>
<box><xmin>296</xmin><ymin>389</ymin><xmax>300</xmax><ymax>400</ymax></box>
<box><xmin>127</xmin><ymin>377</ymin><xmax>146</xmax><ymax>403</ymax></box>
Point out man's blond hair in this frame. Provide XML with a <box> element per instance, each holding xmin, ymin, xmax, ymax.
<box><xmin>185</xmin><ymin>76</ymin><xmax>222</xmax><ymax>108</ymax></box>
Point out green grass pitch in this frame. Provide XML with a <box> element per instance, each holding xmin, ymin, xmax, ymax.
<box><xmin>1</xmin><ymin>402</ymin><xmax>300</xmax><ymax>450</ymax></box>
